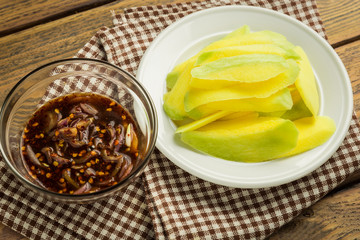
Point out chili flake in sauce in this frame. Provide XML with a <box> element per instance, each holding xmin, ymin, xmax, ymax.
<box><xmin>20</xmin><ymin>93</ymin><xmax>139</xmax><ymax>194</ymax></box>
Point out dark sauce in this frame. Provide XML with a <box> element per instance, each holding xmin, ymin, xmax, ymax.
<box><xmin>20</xmin><ymin>93</ymin><xmax>139</xmax><ymax>194</ymax></box>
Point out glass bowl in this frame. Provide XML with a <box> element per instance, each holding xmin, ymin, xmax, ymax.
<box><xmin>0</xmin><ymin>58</ymin><xmax>158</xmax><ymax>203</ymax></box>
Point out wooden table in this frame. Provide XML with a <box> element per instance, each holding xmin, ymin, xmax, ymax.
<box><xmin>0</xmin><ymin>0</ymin><xmax>359</xmax><ymax>239</ymax></box>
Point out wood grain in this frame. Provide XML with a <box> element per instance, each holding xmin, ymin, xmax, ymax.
<box><xmin>268</xmin><ymin>40</ymin><xmax>360</xmax><ymax>239</ymax></box>
<box><xmin>335</xmin><ymin>40</ymin><xmax>360</xmax><ymax>117</ymax></box>
<box><xmin>0</xmin><ymin>0</ymin><xmax>186</xmax><ymax>107</ymax></box>
<box><xmin>0</xmin><ymin>223</ymin><xmax>27</xmax><ymax>240</ymax></box>
<box><xmin>317</xmin><ymin>0</ymin><xmax>360</xmax><ymax>46</ymax></box>
<box><xmin>0</xmin><ymin>0</ymin><xmax>115</xmax><ymax>36</ymax></box>
<box><xmin>269</xmin><ymin>183</ymin><xmax>360</xmax><ymax>240</ymax></box>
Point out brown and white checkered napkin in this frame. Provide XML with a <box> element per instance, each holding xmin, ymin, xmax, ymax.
<box><xmin>1</xmin><ymin>0</ymin><xmax>359</xmax><ymax>239</ymax></box>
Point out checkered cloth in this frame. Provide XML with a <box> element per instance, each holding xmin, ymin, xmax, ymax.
<box><xmin>1</xmin><ymin>0</ymin><xmax>359</xmax><ymax>239</ymax></box>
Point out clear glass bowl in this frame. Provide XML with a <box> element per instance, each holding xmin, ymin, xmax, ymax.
<box><xmin>0</xmin><ymin>58</ymin><xmax>158</xmax><ymax>203</ymax></box>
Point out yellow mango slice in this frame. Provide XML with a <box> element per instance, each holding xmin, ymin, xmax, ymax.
<box><xmin>165</xmin><ymin>25</ymin><xmax>250</xmax><ymax>89</ymax></box>
<box><xmin>176</xmin><ymin>111</ymin><xmax>260</xmax><ymax>133</ymax></box>
<box><xmin>186</xmin><ymin>59</ymin><xmax>299</xmax><ymax>110</ymax></box>
<box><xmin>175</xmin><ymin>110</ymin><xmax>233</xmax><ymax>133</ymax></box>
<box><xmin>260</xmin><ymin>111</ymin><xmax>287</xmax><ymax>118</ymax></box>
<box><xmin>221</xmin><ymin>25</ymin><xmax>251</xmax><ymax>40</ymax></box>
<box><xmin>219</xmin><ymin>111</ymin><xmax>259</xmax><ymax>121</ymax></box>
<box><xmin>190</xmin><ymin>77</ymin><xmax>237</xmax><ymax>89</ymax></box>
<box><xmin>166</xmin><ymin>27</ymin><xmax>297</xmax><ymax>90</ymax></box>
<box><xmin>279</xmin><ymin>116</ymin><xmax>336</xmax><ymax>157</ymax></box>
<box><xmin>256</xmin><ymin>30</ymin><xmax>295</xmax><ymax>50</ymax></box>
<box><xmin>196</xmin><ymin>44</ymin><xmax>299</xmax><ymax>65</ymax></box>
<box><xmin>190</xmin><ymin>88</ymin><xmax>293</xmax><ymax>113</ymax></box>
<box><xmin>188</xmin><ymin>88</ymin><xmax>292</xmax><ymax>119</ymax></box>
<box><xmin>166</xmin><ymin>56</ymin><xmax>195</xmax><ymax>89</ymax></box>
<box><xmin>163</xmin><ymin>59</ymin><xmax>195</xmax><ymax>120</ymax></box>
<box><xmin>293</xmin><ymin>46</ymin><xmax>319</xmax><ymax>116</ymax></box>
<box><xmin>180</xmin><ymin>117</ymin><xmax>299</xmax><ymax>162</ymax></box>
<box><xmin>187</xmin><ymin>105</ymin><xmax>218</xmax><ymax>120</ymax></box>
<box><xmin>281</xmin><ymin>88</ymin><xmax>312</xmax><ymax>120</ymax></box>
<box><xmin>191</xmin><ymin>54</ymin><xmax>289</xmax><ymax>82</ymax></box>
<box><xmin>196</xmin><ymin>25</ymin><xmax>253</xmax><ymax>51</ymax></box>
<box><xmin>187</xmin><ymin>108</ymin><xmax>258</xmax><ymax>121</ymax></box>
<box><xmin>213</xmin><ymin>30</ymin><xmax>295</xmax><ymax>51</ymax></box>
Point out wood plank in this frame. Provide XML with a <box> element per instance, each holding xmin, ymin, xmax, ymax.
<box><xmin>0</xmin><ymin>0</ymin><xmax>115</xmax><ymax>36</ymax></box>
<box><xmin>0</xmin><ymin>0</ymin><xmax>185</xmax><ymax>108</ymax></box>
<box><xmin>1</xmin><ymin>0</ymin><xmax>359</xmax><ymax>111</ymax></box>
<box><xmin>335</xmin><ymin>40</ymin><xmax>360</xmax><ymax>117</ymax></box>
<box><xmin>317</xmin><ymin>0</ymin><xmax>360</xmax><ymax>46</ymax></box>
<box><xmin>268</xmin><ymin>40</ymin><xmax>360</xmax><ymax>239</ymax></box>
<box><xmin>0</xmin><ymin>223</ymin><xmax>26</xmax><ymax>240</ymax></box>
<box><xmin>2</xmin><ymin>0</ymin><xmax>358</xmax><ymax>44</ymax></box>
<box><xmin>268</xmin><ymin>182</ymin><xmax>360</xmax><ymax>239</ymax></box>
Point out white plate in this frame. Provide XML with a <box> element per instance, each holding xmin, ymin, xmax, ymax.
<box><xmin>137</xmin><ymin>6</ymin><xmax>353</xmax><ymax>188</ymax></box>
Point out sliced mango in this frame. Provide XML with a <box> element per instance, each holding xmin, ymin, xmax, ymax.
<box><xmin>190</xmin><ymin>77</ymin><xmax>237</xmax><ymax>89</ymax></box>
<box><xmin>190</xmin><ymin>58</ymin><xmax>298</xmax><ymax>89</ymax></box>
<box><xmin>281</xmin><ymin>88</ymin><xmax>312</xmax><ymax>120</ymax></box>
<box><xmin>187</xmin><ymin>107</ymin><xmax>258</xmax><ymax>121</ymax></box>
<box><xmin>293</xmin><ymin>46</ymin><xmax>319</xmax><ymax>116</ymax></box>
<box><xmin>166</xmin><ymin>27</ymin><xmax>297</xmax><ymax>90</ymax></box>
<box><xmin>221</xmin><ymin>25</ymin><xmax>251</xmax><ymax>40</ymax></box>
<box><xmin>191</xmin><ymin>54</ymin><xmax>289</xmax><ymax>83</ymax></box>
<box><xmin>186</xmin><ymin>59</ymin><xmax>299</xmax><ymax>110</ymax></box>
<box><xmin>187</xmin><ymin>86</ymin><xmax>293</xmax><ymax>120</ymax></box>
<box><xmin>219</xmin><ymin>111</ymin><xmax>259</xmax><ymax>121</ymax></box>
<box><xmin>163</xmin><ymin>26</ymin><xmax>335</xmax><ymax>163</ymax></box>
<box><xmin>196</xmin><ymin>44</ymin><xmax>298</xmax><ymax>66</ymax></box>
<box><xmin>180</xmin><ymin>117</ymin><xmax>299</xmax><ymax>162</ymax></box>
<box><xmin>163</xmin><ymin>59</ymin><xmax>195</xmax><ymax>120</ymax></box>
<box><xmin>215</xmin><ymin>30</ymin><xmax>295</xmax><ymax>51</ymax></box>
<box><xmin>175</xmin><ymin>110</ymin><xmax>232</xmax><ymax>133</ymax></box>
<box><xmin>256</xmin><ymin>30</ymin><xmax>295</xmax><ymax>50</ymax></box>
<box><xmin>190</xmin><ymin>88</ymin><xmax>293</xmax><ymax>113</ymax></box>
<box><xmin>187</xmin><ymin>105</ymin><xmax>218</xmax><ymax>120</ymax></box>
<box><xmin>166</xmin><ymin>57</ymin><xmax>195</xmax><ymax>89</ymax></box>
<box><xmin>260</xmin><ymin>111</ymin><xmax>287</xmax><ymax>118</ymax></box>
<box><xmin>201</xmin><ymin>25</ymin><xmax>251</xmax><ymax>51</ymax></box>
<box><xmin>279</xmin><ymin>116</ymin><xmax>336</xmax><ymax>157</ymax></box>
<box><xmin>176</xmin><ymin>111</ymin><xmax>260</xmax><ymax>133</ymax></box>
<box><xmin>165</xmin><ymin>25</ymin><xmax>250</xmax><ymax>89</ymax></box>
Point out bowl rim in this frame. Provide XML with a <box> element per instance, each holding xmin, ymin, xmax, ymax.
<box><xmin>137</xmin><ymin>5</ymin><xmax>354</xmax><ymax>188</ymax></box>
<box><xmin>0</xmin><ymin>58</ymin><xmax>158</xmax><ymax>199</ymax></box>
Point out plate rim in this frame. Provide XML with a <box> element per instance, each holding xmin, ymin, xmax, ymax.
<box><xmin>137</xmin><ymin>5</ymin><xmax>353</xmax><ymax>188</ymax></box>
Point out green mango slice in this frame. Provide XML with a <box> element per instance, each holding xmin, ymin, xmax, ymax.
<box><xmin>279</xmin><ymin>116</ymin><xmax>336</xmax><ymax>157</ymax></box>
<box><xmin>220</xmin><ymin>25</ymin><xmax>251</xmax><ymax>40</ymax></box>
<box><xmin>213</xmin><ymin>30</ymin><xmax>296</xmax><ymax>51</ymax></box>
<box><xmin>187</xmin><ymin>88</ymin><xmax>293</xmax><ymax>120</ymax></box>
<box><xmin>175</xmin><ymin>110</ymin><xmax>233</xmax><ymax>133</ymax></box>
<box><xmin>165</xmin><ymin>25</ymin><xmax>250</xmax><ymax>90</ymax></box>
<box><xmin>186</xmin><ymin>59</ymin><xmax>299</xmax><ymax>110</ymax></box>
<box><xmin>202</xmin><ymin>88</ymin><xmax>293</xmax><ymax>112</ymax></box>
<box><xmin>191</xmin><ymin>54</ymin><xmax>289</xmax><ymax>83</ymax></box>
<box><xmin>219</xmin><ymin>111</ymin><xmax>259</xmax><ymax>121</ymax></box>
<box><xmin>281</xmin><ymin>88</ymin><xmax>312</xmax><ymax>120</ymax></box>
<box><xmin>186</xmin><ymin>105</ymin><xmax>218</xmax><ymax>120</ymax></box>
<box><xmin>165</xmin><ymin>27</ymin><xmax>297</xmax><ymax>90</ymax></box>
<box><xmin>293</xmin><ymin>46</ymin><xmax>320</xmax><ymax>116</ymax></box>
<box><xmin>196</xmin><ymin>44</ymin><xmax>299</xmax><ymax>66</ymax></box>
<box><xmin>180</xmin><ymin>117</ymin><xmax>299</xmax><ymax>162</ymax></box>
<box><xmin>166</xmin><ymin>57</ymin><xmax>195</xmax><ymax>90</ymax></box>
<box><xmin>163</xmin><ymin>59</ymin><xmax>195</xmax><ymax>120</ymax></box>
